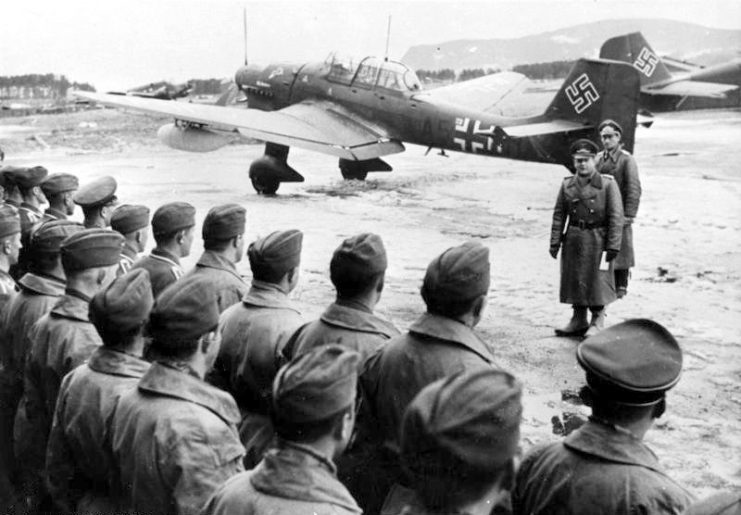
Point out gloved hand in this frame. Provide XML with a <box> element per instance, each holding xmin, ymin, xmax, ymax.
<box><xmin>549</xmin><ymin>246</ymin><xmax>559</xmax><ymax>259</ymax></box>
<box><xmin>605</xmin><ymin>249</ymin><xmax>619</xmax><ymax>262</ymax></box>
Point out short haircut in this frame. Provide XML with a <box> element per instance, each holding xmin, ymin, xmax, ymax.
<box><xmin>145</xmin><ymin>336</ymin><xmax>200</xmax><ymax>361</ymax></box>
<box><xmin>153</xmin><ymin>229</ymin><xmax>180</xmax><ymax>246</ymax></box>
<box><xmin>272</xmin><ymin>405</ymin><xmax>350</xmax><ymax>443</ymax></box>
<box><xmin>94</xmin><ymin>324</ymin><xmax>142</xmax><ymax>350</ymax></box>
<box><xmin>29</xmin><ymin>252</ymin><xmax>60</xmax><ymax>274</ymax></box>
<box><xmin>203</xmin><ymin>237</ymin><xmax>232</xmax><ymax>252</ymax></box>
<box><xmin>250</xmin><ymin>261</ymin><xmax>290</xmax><ymax>284</ymax></box>
<box><xmin>422</xmin><ymin>289</ymin><xmax>479</xmax><ymax>318</ymax></box>
<box><xmin>330</xmin><ymin>265</ymin><xmax>382</xmax><ymax>299</ymax></box>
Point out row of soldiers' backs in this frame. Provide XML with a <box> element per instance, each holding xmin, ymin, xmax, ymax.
<box><xmin>0</xmin><ymin>164</ymin><xmax>734</xmax><ymax>515</ymax></box>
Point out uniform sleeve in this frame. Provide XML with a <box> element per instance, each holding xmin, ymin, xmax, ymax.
<box><xmin>621</xmin><ymin>155</ymin><xmax>642</xmax><ymax>219</ymax></box>
<box><xmin>162</xmin><ymin>415</ymin><xmax>245</xmax><ymax>515</ymax></box>
<box><xmin>550</xmin><ymin>183</ymin><xmax>568</xmax><ymax>251</ymax></box>
<box><xmin>46</xmin><ymin>374</ymin><xmax>78</xmax><ymax>514</ymax></box>
<box><xmin>605</xmin><ymin>179</ymin><xmax>624</xmax><ymax>252</ymax></box>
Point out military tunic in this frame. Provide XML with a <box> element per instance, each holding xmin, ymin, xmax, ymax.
<box><xmin>286</xmin><ymin>300</ymin><xmax>400</xmax><ymax>366</ymax></box>
<box><xmin>41</xmin><ymin>207</ymin><xmax>68</xmax><ymax>224</ymax></box>
<box><xmin>111</xmin><ymin>362</ymin><xmax>244</xmax><ymax>515</ymax></box>
<box><xmin>352</xmin><ymin>313</ymin><xmax>500</xmax><ymax>514</ymax></box>
<box><xmin>202</xmin><ymin>441</ymin><xmax>362</xmax><ymax>515</ymax></box>
<box><xmin>14</xmin><ymin>291</ymin><xmax>102</xmax><ymax>509</ymax></box>
<box><xmin>46</xmin><ymin>347</ymin><xmax>150</xmax><ymax>514</ymax></box>
<box><xmin>512</xmin><ymin>419</ymin><xmax>694</xmax><ymax>515</ymax></box>
<box><xmin>0</xmin><ymin>269</ymin><xmax>18</xmax><ymax>510</ymax></box>
<box><xmin>116</xmin><ymin>242</ymin><xmax>138</xmax><ymax>276</ymax></box>
<box><xmin>130</xmin><ymin>248</ymin><xmax>183</xmax><ymax>298</ymax></box>
<box><xmin>187</xmin><ymin>250</ymin><xmax>248</xmax><ymax>313</ymax></box>
<box><xmin>381</xmin><ymin>484</ymin><xmax>512</xmax><ymax>515</ymax></box>
<box><xmin>596</xmin><ymin>146</ymin><xmax>641</xmax><ymax>269</ymax></box>
<box><xmin>550</xmin><ymin>172</ymin><xmax>623</xmax><ymax>306</ymax></box>
<box><xmin>0</xmin><ymin>272</ymin><xmax>63</xmax><ymax>496</ymax></box>
<box><xmin>15</xmin><ymin>203</ymin><xmax>43</xmax><ymax>279</ymax></box>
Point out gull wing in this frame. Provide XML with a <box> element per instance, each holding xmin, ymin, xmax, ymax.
<box><xmin>73</xmin><ymin>91</ymin><xmax>404</xmax><ymax>161</ymax></box>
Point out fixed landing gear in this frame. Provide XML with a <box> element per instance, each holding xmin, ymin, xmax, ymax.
<box><xmin>249</xmin><ymin>142</ymin><xmax>304</xmax><ymax>195</ymax></box>
<box><xmin>338</xmin><ymin>157</ymin><xmax>392</xmax><ymax>181</ymax></box>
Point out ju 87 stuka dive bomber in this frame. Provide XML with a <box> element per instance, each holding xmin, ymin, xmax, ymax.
<box><xmin>75</xmin><ymin>50</ymin><xmax>641</xmax><ymax>194</ymax></box>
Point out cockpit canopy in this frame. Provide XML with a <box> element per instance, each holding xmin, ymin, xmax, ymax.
<box><xmin>325</xmin><ymin>53</ymin><xmax>422</xmax><ymax>92</ymax></box>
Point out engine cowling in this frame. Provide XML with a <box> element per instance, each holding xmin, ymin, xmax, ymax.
<box><xmin>157</xmin><ymin>123</ymin><xmax>230</xmax><ymax>152</ymax></box>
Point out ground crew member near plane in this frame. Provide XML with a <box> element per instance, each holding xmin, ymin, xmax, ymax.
<box><xmin>8</xmin><ymin>165</ymin><xmax>48</xmax><ymax>279</ymax></box>
<box><xmin>46</xmin><ymin>269</ymin><xmax>153</xmax><ymax>514</ymax></box>
<box><xmin>187</xmin><ymin>203</ymin><xmax>248</xmax><ymax>312</ymax></box>
<box><xmin>285</xmin><ymin>232</ymin><xmax>399</xmax><ymax>366</ymax></box>
<box><xmin>111</xmin><ymin>204</ymin><xmax>150</xmax><ymax>275</ymax></box>
<box><xmin>382</xmin><ymin>369</ymin><xmax>522</xmax><ymax>515</ymax></box>
<box><xmin>202</xmin><ymin>346</ymin><xmax>362</xmax><ymax>515</ymax></box>
<box><xmin>354</xmin><ymin>240</ymin><xmax>499</xmax><ymax>515</ymax></box>
<box><xmin>73</xmin><ymin>175</ymin><xmax>118</xmax><ymax>229</ymax></box>
<box><xmin>512</xmin><ymin>319</ymin><xmax>694</xmax><ymax>514</ymax></box>
<box><xmin>0</xmin><ymin>220</ymin><xmax>81</xmax><ymax>510</ymax></box>
<box><xmin>596</xmin><ymin>119</ymin><xmax>642</xmax><ymax>299</ymax></box>
<box><xmin>551</xmin><ymin>138</ymin><xmax>623</xmax><ymax>337</ymax></box>
<box><xmin>212</xmin><ymin>229</ymin><xmax>304</xmax><ymax>467</ymax></box>
<box><xmin>39</xmin><ymin>173</ymin><xmax>79</xmax><ymax>223</ymax></box>
<box><xmin>130</xmin><ymin>201</ymin><xmax>195</xmax><ymax>298</ymax></box>
<box><xmin>15</xmin><ymin>228</ymin><xmax>122</xmax><ymax>512</ymax></box>
<box><xmin>0</xmin><ymin>205</ymin><xmax>21</xmax><ymax>512</ymax></box>
<box><xmin>111</xmin><ymin>275</ymin><xmax>244</xmax><ymax>515</ymax></box>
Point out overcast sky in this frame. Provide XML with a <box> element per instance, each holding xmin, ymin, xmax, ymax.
<box><xmin>3</xmin><ymin>0</ymin><xmax>740</xmax><ymax>91</ymax></box>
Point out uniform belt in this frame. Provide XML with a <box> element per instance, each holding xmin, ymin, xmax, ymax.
<box><xmin>570</xmin><ymin>220</ymin><xmax>606</xmax><ymax>230</ymax></box>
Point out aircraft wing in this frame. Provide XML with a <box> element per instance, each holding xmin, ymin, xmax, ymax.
<box><xmin>645</xmin><ymin>80</ymin><xmax>737</xmax><ymax>98</ymax></box>
<box><xmin>73</xmin><ymin>91</ymin><xmax>404</xmax><ymax>161</ymax></box>
<box><xmin>415</xmin><ymin>72</ymin><xmax>530</xmax><ymax>113</ymax></box>
<box><xmin>502</xmin><ymin>119</ymin><xmax>589</xmax><ymax>138</ymax></box>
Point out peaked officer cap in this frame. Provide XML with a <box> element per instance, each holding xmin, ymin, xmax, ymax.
<box><xmin>73</xmin><ymin>176</ymin><xmax>118</xmax><ymax>208</ymax></box>
<box><xmin>570</xmin><ymin>138</ymin><xmax>599</xmax><ymax>156</ymax></box>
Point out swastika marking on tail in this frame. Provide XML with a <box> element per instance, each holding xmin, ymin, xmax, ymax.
<box><xmin>633</xmin><ymin>47</ymin><xmax>659</xmax><ymax>77</ymax></box>
<box><xmin>565</xmin><ymin>74</ymin><xmax>599</xmax><ymax>114</ymax></box>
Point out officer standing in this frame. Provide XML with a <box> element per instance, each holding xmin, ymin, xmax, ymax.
<box><xmin>355</xmin><ymin>240</ymin><xmax>499</xmax><ymax>514</ymax></box>
<box><xmin>512</xmin><ymin>319</ymin><xmax>694</xmax><ymax>514</ymax></box>
<box><xmin>39</xmin><ymin>173</ymin><xmax>79</xmax><ymax>223</ymax></box>
<box><xmin>596</xmin><ymin>119</ymin><xmax>642</xmax><ymax>298</ymax></box>
<box><xmin>213</xmin><ymin>229</ymin><xmax>304</xmax><ymax>466</ymax></box>
<box><xmin>110</xmin><ymin>276</ymin><xmax>244</xmax><ymax>515</ymax></box>
<box><xmin>382</xmin><ymin>369</ymin><xmax>522</xmax><ymax>514</ymax></box>
<box><xmin>0</xmin><ymin>221</ymin><xmax>81</xmax><ymax>510</ymax></box>
<box><xmin>72</xmin><ymin>176</ymin><xmax>118</xmax><ymax>229</ymax></box>
<box><xmin>110</xmin><ymin>204</ymin><xmax>150</xmax><ymax>275</ymax></box>
<box><xmin>285</xmin><ymin>233</ymin><xmax>399</xmax><ymax>365</ymax></box>
<box><xmin>186</xmin><ymin>203</ymin><xmax>248</xmax><ymax>312</ymax></box>
<box><xmin>46</xmin><ymin>269</ymin><xmax>153</xmax><ymax>514</ymax></box>
<box><xmin>130</xmin><ymin>201</ymin><xmax>195</xmax><ymax>298</ymax></box>
<box><xmin>203</xmin><ymin>346</ymin><xmax>362</xmax><ymax>515</ymax></box>
<box><xmin>550</xmin><ymin>139</ymin><xmax>623</xmax><ymax>337</ymax></box>
<box><xmin>15</xmin><ymin>229</ymin><xmax>122</xmax><ymax>512</ymax></box>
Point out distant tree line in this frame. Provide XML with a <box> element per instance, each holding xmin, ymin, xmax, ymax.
<box><xmin>0</xmin><ymin>74</ymin><xmax>95</xmax><ymax>100</ymax></box>
<box><xmin>512</xmin><ymin>60</ymin><xmax>576</xmax><ymax>80</ymax></box>
<box><xmin>416</xmin><ymin>67</ymin><xmax>503</xmax><ymax>83</ymax></box>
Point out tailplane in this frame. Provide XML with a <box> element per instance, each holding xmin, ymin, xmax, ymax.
<box><xmin>599</xmin><ymin>32</ymin><xmax>673</xmax><ymax>86</ymax></box>
<box><xmin>545</xmin><ymin>58</ymin><xmax>641</xmax><ymax>152</ymax></box>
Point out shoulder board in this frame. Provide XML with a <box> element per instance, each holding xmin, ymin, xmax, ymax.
<box><xmin>620</xmin><ymin>149</ymin><xmax>632</xmax><ymax>156</ymax></box>
<box><xmin>602</xmin><ymin>174</ymin><xmax>614</xmax><ymax>180</ymax></box>
<box><xmin>563</xmin><ymin>176</ymin><xmax>573</xmax><ymax>181</ymax></box>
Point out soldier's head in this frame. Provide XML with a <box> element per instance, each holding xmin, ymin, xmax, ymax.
<box><xmin>146</xmin><ymin>275</ymin><xmax>221</xmax><ymax>373</ymax></box>
<box><xmin>73</xmin><ymin>176</ymin><xmax>118</xmax><ymax>228</ymax></box>
<box><xmin>0</xmin><ymin>205</ymin><xmax>22</xmax><ymax>268</ymax></box>
<box><xmin>599</xmin><ymin>119</ymin><xmax>623</xmax><ymax>151</ymax></box>
<box><xmin>201</xmin><ymin>204</ymin><xmax>246</xmax><ymax>263</ymax></box>
<box><xmin>330</xmin><ymin>233</ymin><xmax>387</xmax><ymax>305</ymax></box>
<box><xmin>247</xmin><ymin>229</ymin><xmax>302</xmax><ymax>291</ymax></box>
<box><xmin>29</xmin><ymin>220</ymin><xmax>84</xmax><ymax>276</ymax></box>
<box><xmin>89</xmin><ymin>268</ymin><xmax>154</xmax><ymax>354</ymax></box>
<box><xmin>111</xmin><ymin>204</ymin><xmax>151</xmax><ymax>253</ymax></box>
<box><xmin>401</xmin><ymin>369</ymin><xmax>522</xmax><ymax>512</ymax></box>
<box><xmin>0</xmin><ymin>166</ymin><xmax>23</xmax><ymax>204</ymax></box>
<box><xmin>151</xmin><ymin>202</ymin><xmax>196</xmax><ymax>257</ymax></box>
<box><xmin>272</xmin><ymin>345</ymin><xmax>360</xmax><ymax>459</ymax></box>
<box><xmin>60</xmin><ymin>228</ymin><xmax>124</xmax><ymax>293</ymax></box>
<box><xmin>577</xmin><ymin>319</ymin><xmax>683</xmax><ymax>432</ymax></box>
<box><xmin>569</xmin><ymin>139</ymin><xmax>599</xmax><ymax>177</ymax></box>
<box><xmin>421</xmin><ymin>240</ymin><xmax>490</xmax><ymax>327</ymax></box>
<box><xmin>40</xmin><ymin>173</ymin><xmax>79</xmax><ymax>216</ymax></box>
<box><xmin>11</xmin><ymin>165</ymin><xmax>48</xmax><ymax>205</ymax></box>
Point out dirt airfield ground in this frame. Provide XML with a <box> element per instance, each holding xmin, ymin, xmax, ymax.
<box><xmin>2</xmin><ymin>105</ymin><xmax>740</xmax><ymax>499</ymax></box>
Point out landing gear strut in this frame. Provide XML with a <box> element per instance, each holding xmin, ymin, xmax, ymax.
<box><xmin>249</xmin><ymin>142</ymin><xmax>304</xmax><ymax>195</ymax></box>
<box><xmin>338</xmin><ymin>157</ymin><xmax>392</xmax><ymax>181</ymax></box>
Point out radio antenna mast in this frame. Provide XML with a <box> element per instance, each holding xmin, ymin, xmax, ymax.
<box><xmin>384</xmin><ymin>15</ymin><xmax>392</xmax><ymax>61</ymax></box>
<box><xmin>243</xmin><ymin>8</ymin><xmax>248</xmax><ymax>65</ymax></box>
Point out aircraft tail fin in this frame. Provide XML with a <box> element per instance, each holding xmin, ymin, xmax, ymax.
<box><xmin>545</xmin><ymin>58</ymin><xmax>641</xmax><ymax>152</ymax></box>
<box><xmin>599</xmin><ymin>32</ymin><xmax>673</xmax><ymax>86</ymax></box>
